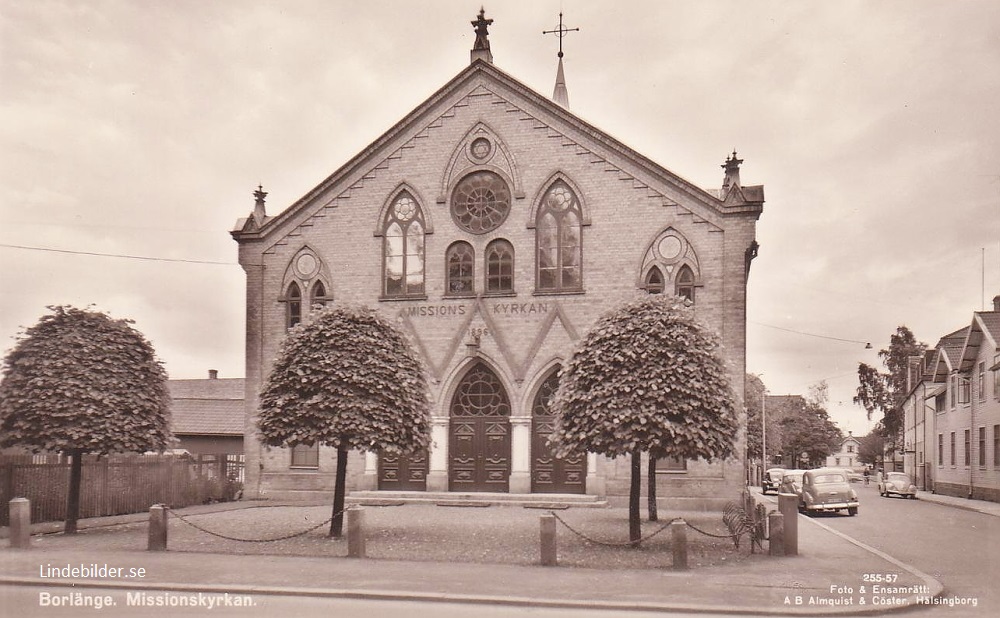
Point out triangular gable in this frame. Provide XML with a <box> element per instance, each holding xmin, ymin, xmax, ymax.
<box><xmin>960</xmin><ymin>312</ymin><xmax>1000</xmax><ymax>372</ymax></box>
<box><xmin>233</xmin><ymin>59</ymin><xmax>759</xmax><ymax>247</ymax></box>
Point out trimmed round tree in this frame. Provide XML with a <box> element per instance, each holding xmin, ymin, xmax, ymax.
<box><xmin>0</xmin><ymin>306</ymin><xmax>172</xmax><ymax>533</ymax></box>
<box><xmin>550</xmin><ymin>295</ymin><xmax>738</xmax><ymax>546</ymax></box>
<box><xmin>257</xmin><ymin>304</ymin><xmax>430</xmax><ymax>537</ymax></box>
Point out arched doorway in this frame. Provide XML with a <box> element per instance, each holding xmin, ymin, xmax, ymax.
<box><xmin>449</xmin><ymin>361</ymin><xmax>511</xmax><ymax>492</ymax></box>
<box><xmin>531</xmin><ymin>370</ymin><xmax>586</xmax><ymax>493</ymax></box>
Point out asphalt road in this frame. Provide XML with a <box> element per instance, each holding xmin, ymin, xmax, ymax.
<box><xmin>762</xmin><ymin>482</ymin><xmax>997</xmax><ymax>615</ymax></box>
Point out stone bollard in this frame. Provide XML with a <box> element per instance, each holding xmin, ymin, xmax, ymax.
<box><xmin>768</xmin><ymin>510</ymin><xmax>785</xmax><ymax>556</ymax></box>
<box><xmin>148</xmin><ymin>504</ymin><xmax>168</xmax><ymax>551</ymax></box>
<box><xmin>671</xmin><ymin>519</ymin><xmax>688</xmax><ymax>570</ymax></box>
<box><xmin>9</xmin><ymin>498</ymin><xmax>31</xmax><ymax>549</ymax></box>
<box><xmin>539</xmin><ymin>513</ymin><xmax>557</xmax><ymax>566</ymax></box>
<box><xmin>347</xmin><ymin>506</ymin><xmax>366</xmax><ymax>558</ymax></box>
<box><xmin>777</xmin><ymin>493</ymin><xmax>798</xmax><ymax>556</ymax></box>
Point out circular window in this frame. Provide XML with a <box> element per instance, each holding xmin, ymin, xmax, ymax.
<box><xmin>450</xmin><ymin>171</ymin><xmax>511</xmax><ymax>234</ymax></box>
<box><xmin>469</xmin><ymin>138</ymin><xmax>492</xmax><ymax>161</ymax></box>
<box><xmin>393</xmin><ymin>195</ymin><xmax>417</xmax><ymax>222</ymax></box>
<box><xmin>295</xmin><ymin>253</ymin><xmax>318</xmax><ymax>277</ymax></box>
<box><xmin>656</xmin><ymin>235</ymin><xmax>683</xmax><ymax>261</ymax></box>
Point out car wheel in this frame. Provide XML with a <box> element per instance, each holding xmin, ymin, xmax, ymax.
<box><xmin>848</xmin><ymin>507</ymin><xmax>857</xmax><ymax>516</ymax></box>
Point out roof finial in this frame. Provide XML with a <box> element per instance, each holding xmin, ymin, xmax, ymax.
<box><xmin>544</xmin><ymin>12</ymin><xmax>579</xmax><ymax>108</ymax></box>
<box><xmin>721</xmin><ymin>150</ymin><xmax>744</xmax><ymax>195</ymax></box>
<box><xmin>252</xmin><ymin>184</ymin><xmax>268</xmax><ymax>226</ymax></box>
<box><xmin>470</xmin><ymin>8</ymin><xmax>494</xmax><ymax>64</ymax></box>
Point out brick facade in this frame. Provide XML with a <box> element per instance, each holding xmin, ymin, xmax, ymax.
<box><xmin>232</xmin><ymin>53</ymin><xmax>763</xmax><ymax>508</ymax></box>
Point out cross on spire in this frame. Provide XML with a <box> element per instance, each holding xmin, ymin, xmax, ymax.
<box><xmin>543</xmin><ymin>12</ymin><xmax>579</xmax><ymax>58</ymax></box>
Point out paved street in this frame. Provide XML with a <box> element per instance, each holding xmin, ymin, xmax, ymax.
<box><xmin>759</xmin><ymin>482</ymin><xmax>997</xmax><ymax>613</ymax></box>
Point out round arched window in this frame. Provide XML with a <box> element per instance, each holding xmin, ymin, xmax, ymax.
<box><xmin>450</xmin><ymin>171</ymin><xmax>511</xmax><ymax>234</ymax></box>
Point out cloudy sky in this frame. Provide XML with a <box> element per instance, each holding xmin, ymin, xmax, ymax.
<box><xmin>2</xmin><ymin>1</ymin><xmax>998</xmax><ymax>436</ymax></box>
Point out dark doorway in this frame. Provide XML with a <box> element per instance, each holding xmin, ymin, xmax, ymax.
<box><xmin>378</xmin><ymin>449</ymin><xmax>428</xmax><ymax>491</ymax></box>
<box><xmin>531</xmin><ymin>370</ymin><xmax>586</xmax><ymax>493</ymax></box>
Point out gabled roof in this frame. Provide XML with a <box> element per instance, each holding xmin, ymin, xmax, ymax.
<box><xmin>931</xmin><ymin>325</ymin><xmax>969</xmax><ymax>381</ymax></box>
<box><xmin>232</xmin><ymin>59</ymin><xmax>763</xmax><ymax>245</ymax></box>
<box><xmin>960</xmin><ymin>311</ymin><xmax>1000</xmax><ymax>372</ymax></box>
<box><xmin>168</xmin><ymin>378</ymin><xmax>244</xmax><ymax>436</ymax></box>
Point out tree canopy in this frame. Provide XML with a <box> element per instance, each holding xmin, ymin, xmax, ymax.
<box><xmin>745</xmin><ymin>373</ymin><xmax>766</xmax><ymax>460</ymax></box>
<box><xmin>257</xmin><ymin>304</ymin><xmax>430</xmax><ymax>453</ymax></box>
<box><xmin>550</xmin><ymin>295</ymin><xmax>738</xmax><ymax>461</ymax></box>
<box><xmin>0</xmin><ymin>305</ymin><xmax>172</xmax><ymax>454</ymax></box>
<box><xmin>854</xmin><ymin>326</ymin><xmax>925</xmax><ymax>445</ymax></box>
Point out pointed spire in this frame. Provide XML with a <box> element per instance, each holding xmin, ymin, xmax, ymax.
<box><xmin>544</xmin><ymin>13</ymin><xmax>579</xmax><ymax>109</ymax></box>
<box><xmin>721</xmin><ymin>150</ymin><xmax>743</xmax><ymax>195</ymax></box>
<box><xmin>252</xmin><ymin>184</ymin><xmax>267</xmax><ymax>227</ymax></box>
<box><xmin>470</xmin><ymin>8</ymin><xmax>494</xmax><ymax>64</ymax></box>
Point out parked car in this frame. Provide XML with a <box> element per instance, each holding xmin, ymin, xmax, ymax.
<box><xmin>777</xmin><ymin>469</ymin><xmax>805</xmax><ymax>497</ymax></box>
<box><xmin>879</xmin><ymin>472</ymin><xmax>917</xmax><ymax>499</ymax></box>
<box><xmin>799</xmin><ymin>468</ymin><xmax>858</xmax><ymax>516</ymax></box>
<box><xmin>762</xmin><ymin>468</ymin><xmax>785</xmax><ymax>494</ymax></box>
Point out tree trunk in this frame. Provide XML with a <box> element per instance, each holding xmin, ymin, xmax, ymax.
<box><xmin>329</xmin><ymin>447</ymin><xmax>349</xmax><ymax>538</ymax></box>
<box><xmin>647</xmin><ymin>454</ymin><xmax>659</xmax><ymax>521</ymax></box>
<box><xmin>65</xmin><ymin>449</ymin><xmax>83</xmax><ymax>535</ymax></box>
<box><xmin>629</xmin><ymin>451</ymin><xmax>641</xmax><ymax>548</ymax></box>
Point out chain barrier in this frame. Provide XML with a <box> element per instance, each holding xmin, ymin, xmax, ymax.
<box><xmin>166</xmin><ymin>506</ymin><xmax>352</xmax><ymax>543</ymax></box>
<box><xmin>549</xmin><ymin>510</ymin><xmax>740</xmax><ymax>547</ymax></box>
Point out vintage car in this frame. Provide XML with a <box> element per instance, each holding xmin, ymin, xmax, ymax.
<box><xmin>879</xmin><ymin>472</ymin><xmax>917</xmax><ymax>499</ymax></box>
<box><xmin>798</xmin><ymin>468</ymin><xmax>859</xmax><ymax>516</ymax></box>
<box><xmin>777</xmin><ymin>469</ymin><xmax>806</xmax><ymax>497</ymax></box>
<box><xmin>762</xmin><ymin>468</ymin><xmax>786</xmax><ymax>494</ymax></box>
<box><xmin>841</xmin><ymin>469</ymin><xmax>864</xmax><ymax>483</ymax></box>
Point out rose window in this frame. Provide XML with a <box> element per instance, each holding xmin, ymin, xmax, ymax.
<box><xmin>451</xmin><ymin>171</ymin><xmax>511</xmax><ymax>234</ymax></box>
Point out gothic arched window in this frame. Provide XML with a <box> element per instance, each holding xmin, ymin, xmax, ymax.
<box><xmin>536</xmin><ymin>181</ymin><xmax>582</xmax><ymax>292</ymax></box>
<box><xmin>383</xmin><ymin>192</ymin><xmax>425</xmax><ymax>298</ymax></box>
<box><xmin>445</xmin><ymin>241</ymin><xmax>475</xmax><ymax>296</ymax></box>
<box><xmin>485</xmin><ymin>238</ymin><xmax>514</xmax><ymax>294</ymax></box>
<box><xmin>311</xmin><ymin>281</ymin><xmax>328</xmax><ymax>310</ymax></box>
<box><xmin>676</xmin><ymin>265</ymin><xmax>695</xmax><ymax>303</ymax></box>
<box><xmin>644</xmin><ymin>267</ymin><xmax>665</xmax><ymax>294</ymax></box>
<box><xmin>286</xmin><ymin>282</ymin><xmax>301</xmax><ymax>329</ymax></box>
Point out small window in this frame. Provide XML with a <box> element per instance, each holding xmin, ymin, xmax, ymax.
<box><xmin>847</xmin><ymin>444</ymin><xmax>854</xmax><ymax>453</ymax></box>
<box><xmin>950</xmin><ymin>375</ymin><xmax>957</xmax><ymax>408</ymax></box>
<box><xmin>485</xmin><ymin>239</ymin><xmax>514</xmax><ymax>294</ymax></box>
<box><xmin>978</xmin><ymin>362</ymin><xmax>986</xmax><ymax>402</ymax></box>
<box><xmin>964</xmin><ymin>430</ymin><xmax>971</xmax><ymax>466</ymax></box>
<box><xmin>959</xmin><ymin>377</ymin><xmax>971</xmax><ymax>404</ymax></box>
<box><xmin>938</xmin><ymin>434</ymin><xmax>943</xmax><ymax>466</ymax></box>
<box><xmin>993</xmin><ymin>354</ymin><xmax>1000</xmax><ymax>399</ymax></box>
<box><xmin>445</xmin><ymin>242</ymin><xmax>475</xmax><ymax>296</ymax></box>
<box><xmin>979</xmin><ymin>427</ymin><xmax>986</xmax><ymax>467</ymax></box>
<box><xmin>291</xmin><ymin>443</ymin><xmax>319</xmax><ymax>468</ymax></box>
<box><xmin>311</xmin><ymin>281</ymin><xmax>329</xmax><ymax>310</ymax></box>
<box><xmin>950</xmin><ymin>432</ymin><xmax>956</xmax><ymax>466</ymax></box>
<box><xmin>644</xmin><ymin>267</ymin><xmax>664</xmax><ymax>294</ymax></box>
<box><xmin>286</xmin><ymin>282</ymin><xmax>302</xmax><ymax>329</ymax></box>
<box><xmin>675</xmin><ymin>265</ymin><xmax>695</xmax><ymax>303</ymax></box>
<box><xmin>655</xmin><ymin>456</ymin><xmax>687</xmax><ymax>472</ymax></box>
<box><xmin>993</xmin><ymin>425</ymin><xmax>999</xmax><ymax>467</ymax></box>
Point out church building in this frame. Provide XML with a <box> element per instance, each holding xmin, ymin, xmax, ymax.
<box><xmin>232</xmin><ymin>11</ymin><xmax>764</xmax><ymax>508</ymax></box>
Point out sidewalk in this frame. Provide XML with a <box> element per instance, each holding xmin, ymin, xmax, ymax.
<box><xmin>915</xmin><ymin>491</ymin><xmax>1000</xmax><ymax>517</ymax></box>
<box><xmin>0</xmin><ymin>500</ymin><xmax>947</xmax><ymax>616</ymax></box>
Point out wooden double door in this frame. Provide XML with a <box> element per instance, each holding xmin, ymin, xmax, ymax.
<box><xmin>449</xmin><ymin>362</ymin><xmax>511</xmax><ymax>492</ymax></box>
<box><xmin>377</xmin><ymin>449</ymin><xmax>427</xmax><ymax>491</ymax></box>
<box><xmin>530</xmin><ymin>371</ymin><xmax>586</xmax><ymax>493</ymax></box>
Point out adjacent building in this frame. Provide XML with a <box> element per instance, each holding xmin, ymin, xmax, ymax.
<box><xmin>826</xmin><ymin>432</ymin><xmax>862</xmax><ymax>470</ymax></box>
<box><xmin>231</xmin><ymin>12</ymin><xmax>764</xmax><ymax>508</ymax></box>
<box><xmin>902</xmin><ymin>296</ymin><xmax>1000</xmax><ymax>502</ymax></box>
<box><xmin>168</xmin><ymin>371</ymin><xmax>245</xmax><ymax>456</ymax></box>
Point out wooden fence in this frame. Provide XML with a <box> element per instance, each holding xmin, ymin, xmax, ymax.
<box><xmin>0</xmin><ymin>453</ymin><xmax>244</xmax><ymax>527</ymax></box>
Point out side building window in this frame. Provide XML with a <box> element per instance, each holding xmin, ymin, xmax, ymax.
<box><xmin>383</xmin><ymin>192</ymin><xmax>425</xmax><ymax>298</ymax></box>
<box><xmin>644</xmin><ymin>267</ymin><xmax>664</xmax><ymax>294</ymax></box>
<box><xmin>676</xmin><ymin>265</ymin><xmax>695</xmax><ymax>303</ymax></box>
<box><xmin>286</xmin><ymin>282</ymin><xmax>301</xmax><ymax>329</ymax></box>
<box><xmin>445</xmin><ymin>241</ymin><xmax>475</xmax><ymax>296</ymax></box>
<box><xmin>536</xmin><ymin>180</ymin><xmax>582</xmax><ymax>292</ymax></box>
<box><xmin>291</xmin><ymin>443</ymin><xmax>319</xmax><ymax>469</ymax></box>
<box><xmin>485</xmin><ymin>239</ymin><xmax>514</xmax><ymax>294</ymax></box>
<box><xmin>311</xmin><ymin>281</ymin><xmax>329</xmax><ymax>310</ymax></box>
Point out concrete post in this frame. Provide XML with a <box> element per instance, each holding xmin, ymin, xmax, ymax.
<box><xmin>9</xmin><ymin>498</ymin><xmax>30</xmax><ymax>548</ymax></box>
<box><xmin>768</xmin><ymin>510</ymin><xmax>784</xmax><ymax>556</ymax></box>
<box><xmin>777</xmin><ymin>493</ymin><xmax>798</xmax><ymax>556</ymax></box>
<box><xmin>539</xmin><ymin>514</ymin><xmax>557</xmax><ymax>566</ymax></box>
<box><xmin>147</xmin><ymin>504</ymin><xmax>168</xmax><ymax>551</ymax></box>
<box><xmin>347</xmin><ymin>507</ymin><xmax>366</xmax><ymax>558</ymax></box>
<box><xmin>671</xmin><ymin>519</ymin><xmax>688</xmax><ymax>570</ymax></box>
